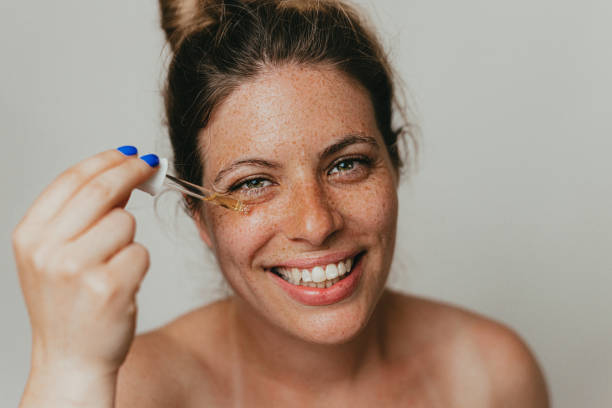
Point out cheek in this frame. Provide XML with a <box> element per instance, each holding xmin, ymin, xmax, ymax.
<box><xmin>205</xmin><ymin>207</ymin><xmax>277</xmax><ymax>270</ymax></box>
<box><xmin>338</xmin><ymin>175</ymin><xmax>398</xmax><ymax>238</ymax></box>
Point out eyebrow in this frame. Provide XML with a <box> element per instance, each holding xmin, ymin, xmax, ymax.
<box><xmin>319</xmin><ymin>134</ymin><xmax>379</xmax><ymax>160</ymax></box>
<box><xmin>213</xmin><ymin>133</ymin><xmax>379</xmax><ymax>185</ymax></box>
<box><xmin>214</xmin><ymin>158</ymin><xmax>281</xmax><ymax>185</ymax></box>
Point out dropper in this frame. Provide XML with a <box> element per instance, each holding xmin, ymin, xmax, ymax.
<box><xmin>136</xmin><ymin>158</ymin><xmax>247</xmax><ymax>213</ymax></box>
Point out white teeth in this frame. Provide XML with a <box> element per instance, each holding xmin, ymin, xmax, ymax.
<box><xmin>291</xmin><ymin>268</ymin><xmax>301</xmax><ymax>283</ymax></box>
<box><xmin>311</xmin><ymin>266</ymin><xmax>326</xmax><ymax>283</ymax></box>
<box><xmin>325</xmin><ymin>263</ymin><xmax>339</xmax><ymax>279</ymax></box>
<box><xmin>273</xmin><ymin>256</ymin><xmax>356</xmax><ymax>287</ymax></box>
<box><xmin>338</xmin><ymin>261</ymin><xmax>346</xmax><ymax>276</ymax></box>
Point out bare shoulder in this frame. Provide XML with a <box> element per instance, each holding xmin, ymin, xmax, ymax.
<box><xmin>464</xmin><ymin>310</ymin><xmax>550</xmax><ymax>407</ymax></box>
<box><xmin>116</xmin><ymin>299</ymin><xmax>234</xmax><ymax>407</ymax></box>
<box><xmin>383</xmin><ymin>291</ymin><xmax>550</xmax><ymax>407</ymax></box>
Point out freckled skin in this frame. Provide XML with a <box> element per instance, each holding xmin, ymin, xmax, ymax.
<box><xmin>197</xmin><ymin>64</ymin><xmax>398</xmax><ymax>344</ymax></box>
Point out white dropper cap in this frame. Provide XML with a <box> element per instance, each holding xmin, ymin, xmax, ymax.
<box><xmin>136</xmin><ymin>158</ymin><xmax>168</xmax><ymax>196</ymax></box>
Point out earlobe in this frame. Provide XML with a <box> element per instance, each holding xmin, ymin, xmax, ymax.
<box><xmin>192</xmin><ymin>208</ymin><xmax>214</xmax><ymax>249</ymax></box>
<box><xmin>197</xmin><ymin>223</ymin><xmax>214</xmax><ymax>248</ymax></box>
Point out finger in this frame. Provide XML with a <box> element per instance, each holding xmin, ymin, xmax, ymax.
<box><xmin>106</xmin><ymin>242</ymin><xmax>150</xmax><ymax>296</ymax></box>
<box><xmin>67</xmin><ymin>208</ymin><xmax>137</xmax><ymax>266</ymax></box>
<box><xmin>49</xmin><ymin>155</ymin><xmax>158</xmax><ymax>241</ymax></box>
<box><xmin>117</xmin><ymin>197</ymin><xmax>130</xmax><ymax>209</ymax></box>
<box><xmin>22</xmin><ymin>149</ymin><xmax>135</xmax><ymax>227</ymax></box>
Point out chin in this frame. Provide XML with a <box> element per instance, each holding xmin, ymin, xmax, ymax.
<box><xmin>287</xmin><ymin>302</ymin><xmax>375</xmax><ymax>345</ymax></box>
<box><xmin>270</xmin><ymin>274</ymin><xmax>387</xmax><ymax>346</ymax></box>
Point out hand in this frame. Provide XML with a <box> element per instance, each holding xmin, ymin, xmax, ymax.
<box><xmin>12</xmin><ymin>148</ymin><xmax>158</xmax><ymax>400</ymax></box>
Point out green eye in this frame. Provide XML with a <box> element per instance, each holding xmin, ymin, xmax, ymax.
<box><xmin>338</xmin><ymin>160</ymin><xmax>354</xmax><ymax>171</ymax></box>
<box><xmin>329</xmin><ymin>159</ymin><xmax>357</xmax><ymax>174</ymax></box>
<box><xmin>327</xmin><ymin>155</ymin><xmax>375</xmax><ymax>181</ymax></box>
<box><xmin>231</xmin><ymin>177</ymin><xmax>273</xmax><ymax>192</ymax></box>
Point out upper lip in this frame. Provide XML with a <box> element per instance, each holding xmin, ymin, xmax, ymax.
<box><xmin>264</xmin><ymin>250</ymin><xmax>362</xmax><ymax>270</ymax></box>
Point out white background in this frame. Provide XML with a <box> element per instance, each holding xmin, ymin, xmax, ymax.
<box><xmin>1</xmin><ymin>0</ymin><xmax>610</xmax><ymax>406</ymax></box>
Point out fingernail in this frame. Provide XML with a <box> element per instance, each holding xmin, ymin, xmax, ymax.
<box><xmin>140</xmin><ymin>154</ymin><xmax>159</xmax><ymax>168</ymax></box>
<box><xmin>117</xmin><ymin>145</ymin><xmax>138</xmax><ymax>156</ymax></box>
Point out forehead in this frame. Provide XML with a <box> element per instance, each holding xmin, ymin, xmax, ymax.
<box><xmin>199</xmin><ymin>64</ymin><xmax>380</xmax><ymax>174</ymax></box>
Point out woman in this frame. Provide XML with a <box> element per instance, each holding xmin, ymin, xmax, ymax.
<box><xmin>14</xmin><ymin>0</ymin><xmax>549</xmax><ymax>406</ymax></box>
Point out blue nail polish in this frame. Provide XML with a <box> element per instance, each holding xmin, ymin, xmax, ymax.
<box><xmin>140</xmin><ymin>154</ymin><xmax>159</xmax><ymax>168</ymax></box>
<box><xmin>117</xmin><ymin>145</ymin><xmax>138</xmax><ymax>156</ymax></box>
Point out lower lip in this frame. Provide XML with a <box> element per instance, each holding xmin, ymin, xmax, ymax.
<box><xmin>268</xmin><ymin>256</ymin><xmax>363</xmax><ymax>306</ymax></box>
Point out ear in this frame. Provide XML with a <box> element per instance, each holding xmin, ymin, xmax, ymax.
<box><xmin>191</xmin><ymin>206</ymin><xmax>214</xmax><ymax>249</ymax></box>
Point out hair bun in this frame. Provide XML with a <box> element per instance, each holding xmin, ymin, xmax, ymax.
<box><xmin>159</xmin><ymin>1</ymin><xmax>347</xmax><ymax>52</ymax></box>
<box><xmin>158</xmin><ymin>0</ymin><xmax>224</xmax><ymax>52</ymax></box>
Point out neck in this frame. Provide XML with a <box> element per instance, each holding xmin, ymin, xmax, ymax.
<box><xmin>229</xmin><ymin>293</ymin><xmax>390</xmax><ymax>391</ymax></box>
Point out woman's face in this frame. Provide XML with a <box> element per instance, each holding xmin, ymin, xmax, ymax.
<box><xmin>197</xmin><ymin>65</ymin><xmax>398</xmax><ymax>344</ymax></box>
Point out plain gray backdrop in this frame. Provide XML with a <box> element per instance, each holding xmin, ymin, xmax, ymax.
<box><xmin>1</xmin><ymin>0</ymin><xmax>611</xmax><ymax>406</ymax></box>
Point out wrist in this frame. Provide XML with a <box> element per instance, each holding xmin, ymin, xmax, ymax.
<box><xmin>22</xmin><ymin>364</ymin><xmax>117</xmax><ymax>408</ymax></box>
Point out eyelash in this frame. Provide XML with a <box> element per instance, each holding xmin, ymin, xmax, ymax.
<box><xmin>228</xmin><ymin>155</ymin><xmax>374</xmax><ymax>193</ymax></box>
<box><xmin>328</xmin><ymin>156</ymin><xmax>373</xmax><ymax>176</ymax></box>
<box><xmin>229</xmin><ymin>177</ymin><xmax>273</xmax><ymax>193</ymax></box>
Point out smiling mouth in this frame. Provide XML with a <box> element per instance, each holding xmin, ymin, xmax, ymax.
<box><xmin>269</xmin><ymin>252</ymin><xmax>363</xmax><ymax>288</ymax></box>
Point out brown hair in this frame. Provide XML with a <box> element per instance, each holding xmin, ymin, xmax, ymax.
<box><xmin>159</xmin><ymin>0</ymin><xmax>413</xmax><ymax>212</ymax></box>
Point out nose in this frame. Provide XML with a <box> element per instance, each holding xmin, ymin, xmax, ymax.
<box><xmin>282</xmin><ymin>180</ymin><xmax>343</xmax><ymax>247</ymax></box>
